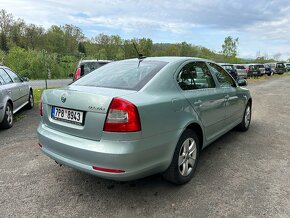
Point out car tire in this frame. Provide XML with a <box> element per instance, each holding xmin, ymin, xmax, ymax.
<box><xmin>0</xmin><ymin>102</ymin><xmax>14</xmax><ymax>129</ymax></box>
<box><xmin>26</xmin><ymin>90</ymin><xmax>34</xmax><ymax>109</ymax></box>
<box><xmin>237</xmin><ymin>102</ymin><xmax>251</xmax><ymax>132</ymax></box>
<box><xmin>163</xmin><ymin>129</ymin><xmax>200</xmax><ymax>185</ymax></box>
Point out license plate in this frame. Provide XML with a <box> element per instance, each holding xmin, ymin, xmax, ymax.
<box><xmin>51</xmin><ymin>106</ymin><xmax>84</xmax><ymax>125</ymax></box>
<box><xmin>253</xmin><ymin>71</ymin><xmax>258</xmax><ymax>75</ymax></box>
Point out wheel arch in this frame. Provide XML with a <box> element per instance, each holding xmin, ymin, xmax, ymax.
<box><xmin>186</xmin><ymin>122</ymin><xmax>204</xmax><ymax>151</ymax></box>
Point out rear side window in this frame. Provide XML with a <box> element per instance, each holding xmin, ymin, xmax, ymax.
<box><xmin>0</xmin><ymin>69</ymin><xmax>13</xmax><ymax>84</ymax></box>
<box><xmin>177</xmin><ymin>61</ymin><xmax>215</xmax><ymax>90</ymax></box>
<box><xmin>73</xmin><ymin>60</ymin><xmax>168</xmax><ymax>90</ymax></box>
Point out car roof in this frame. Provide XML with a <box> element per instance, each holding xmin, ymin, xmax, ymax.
<box><xmin>80</xmin><ymin>60</ymin><xmax>112</xmax><ymax>63</ymax></box>
<box><xmin>123</xmin><ymin>56</ymin><xmax>215</xmax><ymax>64</ymax></box>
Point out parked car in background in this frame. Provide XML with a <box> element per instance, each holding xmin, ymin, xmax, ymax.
<box><xmin>284</xmin><ymin>63</ymin><xmax>290</xmax><ymax>72</ymax></box>
<box><xmin>233</xmin><ymin>64</ymin><xmax>248</xmax><ymax>79</ymax></box>
<box><xmin>264</xmin><ymin>64</ymin><xmax>273</xmax><ymax>76</ymax></box>
<box><xmin>0</xmin><ymin>66</ymin><xmax>34</xmax><ymax>129</ymax></box>
<box><xmin>244</xmin><ymin>64</ymin><xmax>261</xmax><ymax>77</ymax></box>
<box><xmin>265</xmin><ymin>63</ymin><xmax>286</xmax><ymax>74</ymax></box>
<box><xmin>256</xmin><ymin>64</ymin><xmax>265</xmax><ymax>76</ymax></box>
<box><xmin>73</xmin><ymin>60</ymin><xmax>112</xmax><ymax>81</ymax></box>
<box><xmin>220</xmin><ymin>64</ymin><xmax>238</xmax><ymax>80</ymax></box>
<box><xmin>37</xmin><ymin>57</ymin><xmax>252</xmax><ymax>185</ymax></box>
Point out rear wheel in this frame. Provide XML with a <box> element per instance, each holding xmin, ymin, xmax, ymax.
<box><xmin>26</xmin><ymin>90</ymin><xmax>34</xmax><ymax>109</ymax></box>
<box><xmin>0</xmin><ymin>102</ymin><xmax>13</xmax><ymax>129</ymax></box>
<box><xmin>237</xmin><ymin>102</ymin><xmax>251</xmax><ymax>131</ymax></box>
<box><xmin>163</xmin><ymin>129</ymin><xmax>199</xmax><ymax>185</ymax></box>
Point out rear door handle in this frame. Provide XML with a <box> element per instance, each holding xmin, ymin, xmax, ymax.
<box><xmin>194</xmin><ymin>100</ymin><xmax>202</xmax><ymax>106</ymax></box>
<box><xmin>225</xmin><ymin>94</ymin><xmax>230</xmax><ymax>99</ymax></box>
<box><xmin>7</xmin><ymin>90</ymin><xmax>12</xmax><ymax>94</ymax></box>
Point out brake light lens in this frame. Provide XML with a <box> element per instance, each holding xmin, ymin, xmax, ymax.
<box><xmin>246</xmin><ymin>68</ymin><xmax>249</xmax><ymax>73</ymax></box>
<box><xmin>39</xmin><ymin>99</ymin><xmax>43</xmax><ymax>116</ymax></box>
<box><xmin>103</xmin><ymin>98</ymin><xmax>141</xmax><ymax>132</ymax></box>
<box><xmin>73</xmin><ymin>67</ymin><xmax>81</xmax><ymax>81</ymax></box>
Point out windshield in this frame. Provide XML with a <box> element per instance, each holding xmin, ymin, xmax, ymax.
<box><xmin>249</xmin><ymin>65</ymin><xmax>258</xmax><ymax>70</ymax></box>
<box><xmin>222</xmin><ymin>65</ymin><xmax>234</xmax><ymax>70</ymax></box>
<box><xmin>81</xmin><ymin>62</ymin><xmax>109</xmax><ymax>75</ymax></box>
<box><xmin>73</xmin><ymin>60</ymin><xmax>168</xmax><ymax>90</ymax></box>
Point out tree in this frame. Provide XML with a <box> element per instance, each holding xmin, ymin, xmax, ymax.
<box><xmin>222</xmin><ymin>36</ymin><xmax>239</xmax><ymax>58</ymax></box>
<box><xmin>0</xmin><ymin>9</ymin><xmax>13</xmax><ymax>51</ymax></box>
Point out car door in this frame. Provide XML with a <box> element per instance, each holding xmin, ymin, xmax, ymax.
<box><xmin>4</xmin><ymin>68</ymin><xmax>29</xmax><ymax>109</ymax></box>
<box><xmin>176</xmin><ymin>61</ymin><xmax>226</xmax><ymax>142</ymax></box>
<box><xmin>0</xmin><ymin>68</ymin><xmax>20</xmax><ymax>108</ymax></box>
<box><xmin>207</xmin><ymin>62</ymin><xmax>244</xmax><ymax>127</ymax></box>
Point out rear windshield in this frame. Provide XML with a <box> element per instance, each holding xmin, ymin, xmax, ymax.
<box><xmin>235</xmin><ymin>65</ymin><xmax>245</xmax><ymax>69</ymax></box>
<box><xmin>222</xmin><ymin>65</ymin><xmax>234</xmax><ymax>70</ymax></box>
<box><xmin>256</xmin><ymin>64</ymin><xmax>265</xmax><ymax>68</ymax></box>
<box><xmin>249</xmin><ymin>65</ymin><xmax>259</xmax><ymax>70</ymax></box>
<box><xmin>81</xmin><ymin>62</ymin><xmax>109</xmax><ymax>75</ymax></box>
<box><xmin>73</xmin><ymin>60</ymin><xmax>168</xmax><ymax>90</ymax></box>
<box><xmin>277</xmin><ymin>63</ymin><xmax>285</xmax><ymax>68</ymax></box>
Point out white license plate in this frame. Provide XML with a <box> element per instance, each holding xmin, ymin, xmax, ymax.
<box><xmin>51</xmin><ymin>106</ymin><xmax>84</xmax><ymax>125</ymax></box>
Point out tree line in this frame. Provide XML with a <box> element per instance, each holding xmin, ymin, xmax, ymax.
<box><xmin>0</xmin><ymin>9</ymin><xmax>285</xmax><ymax>79</ymax></box>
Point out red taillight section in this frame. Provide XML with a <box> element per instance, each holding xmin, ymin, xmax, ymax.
<box><xmin>103</xmin><ymin>98</ymin><xmax>141</xmax><ymax>132</ymax></box>
<box><xmin>246</xmin><ymin>68</ymin><xmax>249</xmax><ymax>73</ymax></box>
<box><xmin>39</xmin><ymin>99</ymin><xmax>43</xmax><ymax>116</ymax></box>
<box><xmin>92</xmin><ymin>166</ymin><xmax>125</xmax><ymax>173</ymax></box>
<box><xmin>73</xmin><ymin>67</ymin><xmax>81</xmax><ymax>81</ymax></box>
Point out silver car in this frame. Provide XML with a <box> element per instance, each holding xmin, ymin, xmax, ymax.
<box><xmin>0</xmin><ymin>66</ymin><xmax>34</xmax><ymax>129</ymax></box>
<box><xmin>37</xmin><ymin>57</ymin><xmax>251</xmax><ymax>184</ymax></box>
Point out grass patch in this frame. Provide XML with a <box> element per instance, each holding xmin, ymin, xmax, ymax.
<box><xmin>33</xmin><ymin>88</ymin><xmax>55</xmax><ymax>104</ymax></box>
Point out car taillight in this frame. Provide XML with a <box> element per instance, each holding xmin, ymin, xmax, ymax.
<box><xmin>246</xmin><ymin>68</ymin><xmax>249</xmax><ymax>73</ymax></box>
<box><xmin>73</xmin><ymin>67</ymin><xmax>81</xmax><ymax>81</ymax></box>
<box><xmin>39</xmin><ymin>99</ymin><xmax>43</xmax><ymax>116</ymax></box>
<box><xmin>103</xmin><ymin>98</ymin><xmax>141</xmax><ymax>132</ymax></box>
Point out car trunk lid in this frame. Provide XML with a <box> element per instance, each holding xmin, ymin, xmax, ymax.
<box><xmin>41</xmin><ymin>85</ymin><xmax>137</xmax><ymax>141</ymax></box>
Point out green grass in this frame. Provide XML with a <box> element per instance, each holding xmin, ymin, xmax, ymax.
<box><xmin>33</xmin><ymin>88</ymin><xmax>53</xmax><ymax>104</ymax></box>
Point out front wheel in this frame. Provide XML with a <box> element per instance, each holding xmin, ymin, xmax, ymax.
<box><xmin>237</xmin><ymin>102</ymin><xmax>251</xmax><ymax>131</ymax></box>
<box><xmin>163</xmin><ymin>129</ymin><xmax>200</xmax><ymax>185</ymax></box>
<box><xmin>0</xmin><ymin>102</ymin><xmax>14</xmax><ymax>129</ymax></box>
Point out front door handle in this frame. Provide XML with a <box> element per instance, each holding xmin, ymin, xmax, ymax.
<box><xmin>7</xmin><ymin>90</ymin><xmax>12</xmax><ymax>94</ymax></box>
<box><xmin>194</xmin><ymin>100</ymin><xmax>202</xmax><ymax>106</ymax></box>
<box><xmin>225</xmin><ymin>94</ymin><xmax>230</xmax><ymax>100</ymax></box>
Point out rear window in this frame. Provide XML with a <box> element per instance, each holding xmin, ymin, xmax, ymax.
<box><xmin>73</xmin><ymin>60</ymin><xmax>168</xmax><ymax>90</ymax></box>
<box><xmin>277</xmin><ymin>63</ymin><xmax>285</xmax><ymax>68</ymax></box>
<box><xmin>249</xmin><ymin>65</ymin><xmax>258</xmax><ymax>70</ymax></box>
<box><xmin>256</xmin><ymin>65</ymin><xmax>264</xmax><ymax>68</ymax></box>
<box><xmin>236</xmin><ymin>65</ymin><xmax>245</xmax><ymax>69</ymax></box>
<box><xmin>222</xmin><ymin>65</ymin><xmax>234</xmax><ymax>70</ymax></box>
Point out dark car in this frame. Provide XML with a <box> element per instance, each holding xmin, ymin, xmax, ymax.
<box><xmin>220</xmin><ymin>64</ymin><xmax>238</xmax><ymax>80</ymax></box>
<box><xmin>264</xmin><ymin>64</ymin><xmax>273</xmax><ymax>76</ymax></box>
<box><xmin>244</xmin><ymin>64</ymin><xmax>261</xmax><ymax>78</ymax></box>
<box><xmin>73</xmin><ymin>60</ymin><xmax>112</xmax><ymax>81</ymax></box>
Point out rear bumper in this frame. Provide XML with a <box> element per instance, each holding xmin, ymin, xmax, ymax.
<box><xmin>37</xmin><ymin>122</ymin><xmax>178</xmax><ymax>181</ymax></box>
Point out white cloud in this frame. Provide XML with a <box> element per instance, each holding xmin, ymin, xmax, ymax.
<box><xmin>1</xmin><ymin>0</ymin><xmax>290</xmax><ymax>60</ymax></box>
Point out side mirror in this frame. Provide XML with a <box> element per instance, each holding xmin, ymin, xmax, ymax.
<box><xmin>22</xmin><ymin>77</ymin><xmax>29</xmax><ymax>82</ymax></box>
<box><xmin>237</xmin><ymin>78</ymin><xmax>247</xmax><ymax>87</ymax></box>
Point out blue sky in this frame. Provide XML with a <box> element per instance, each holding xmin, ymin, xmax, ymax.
<box><xmin>1</xmin><ymin>0</ymin><xmax>290</xmax><ymax>60</ymax></box>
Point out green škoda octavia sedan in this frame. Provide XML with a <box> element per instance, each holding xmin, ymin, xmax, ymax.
<box><xmin>37</xmin><ymin>57</ymin><xmax>252</xmax><ymax>185</ymax></box>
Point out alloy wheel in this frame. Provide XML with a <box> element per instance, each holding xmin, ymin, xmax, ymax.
<box><xmin>178</xmin><ymin>137</ymin><xmax>197</xmax><ymax>176</ymax></box>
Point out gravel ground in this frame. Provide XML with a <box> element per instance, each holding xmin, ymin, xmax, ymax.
<box><xmin>0</xmin><ymin>76</ymin><xmax>290</xmax><ymax>218</ymax></box>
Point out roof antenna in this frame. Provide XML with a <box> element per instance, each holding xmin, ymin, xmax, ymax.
<box><xmin>133</xmin><ymin>42</ymin><xmax>146</xmax><ymax>67</ymax></box>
